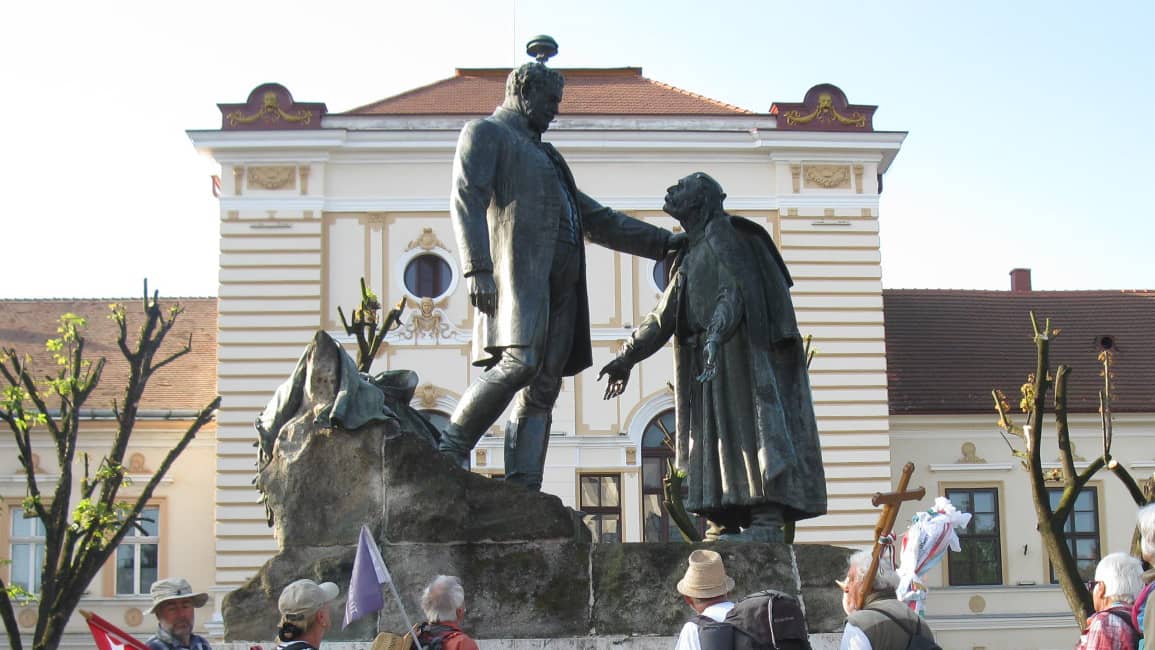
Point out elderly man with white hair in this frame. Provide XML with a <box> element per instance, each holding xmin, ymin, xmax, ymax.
<box><xmin>838</xmin><ymin>550</ymin><xmax>937</xmax><ymax>650</ymax></box>
<box><xmin>412</xmin><ymin>575</ymin><xmax>479</xmax><ymax>650</ymax></box>
<box><xmin>1075</xmin><ymin>552</ymin><xmax>1143</xmax><ymax>650</ymax></box>
<box><xmin>1136</xmin><ymin>503</ymin><xmax>1155</xmax><ymax>650</ymax></box>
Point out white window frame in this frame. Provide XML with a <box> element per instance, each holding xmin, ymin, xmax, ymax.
<box><xmin>114</xmin><ymin>505</ymin><xmax>160</xmax><ymax>596</ymax></box>
<box><xmin>8</xmin><ymin>506</ymin><xmax>46</xmax><ymax>594</ymax></box>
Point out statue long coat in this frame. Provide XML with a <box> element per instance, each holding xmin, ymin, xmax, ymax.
<box><xmin>621</xmin><ymin>213</ymin><xmax>827</xmax><ymax>522</ymax></box>
<box><xmin>451</xmin><ymin>107</ymin><xmax>671</xmax><ymax>374</ymax></box>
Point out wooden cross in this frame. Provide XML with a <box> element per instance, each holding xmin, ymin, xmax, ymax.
<box><xmin>856</xmin><ymin>462</ymin><xmax>926</xmax><ymax>604</ymax></box>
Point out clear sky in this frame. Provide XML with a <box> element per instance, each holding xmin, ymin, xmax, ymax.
<box><xmin>3</xmin><ymin>0</ymin><xmax>1151</xmax><ymax>298</ymax></box>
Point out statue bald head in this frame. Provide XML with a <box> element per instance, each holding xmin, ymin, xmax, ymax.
<box><xmin>663</xmin><ymin>172</ymin><xmax>727</xmax><ymax>228</ymax></box>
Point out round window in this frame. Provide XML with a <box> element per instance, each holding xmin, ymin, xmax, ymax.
<box><xmin>403</xmin><ymin>254</ymin><xmax>453</xmax><ymax>299</ymax></box>
<box><xmin>652</xmin><ymin>256</ymin><xmax>674</xmax><ymax>292</ymax></box>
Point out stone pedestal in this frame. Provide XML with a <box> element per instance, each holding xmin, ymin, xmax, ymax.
<box><xmin>225</xmin><ymin>332</ymin><xmax>850</xmax><ymax>643</ymax></box>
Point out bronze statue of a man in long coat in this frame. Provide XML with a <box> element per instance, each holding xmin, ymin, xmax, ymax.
<box><xmin>601</xmin><ymin>172</ymin><xmax>827</xmax><ymax>541</ymax></box>
<box><xmin>439</xmin><ymin>61</ymin><xmax>676</xmax><ymax>491</ymax></box>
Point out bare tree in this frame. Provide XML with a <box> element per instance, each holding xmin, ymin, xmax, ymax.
<box><xmin>0</xmin><ymin>285</ymin><xmax>220</xmax><ymax>650</ymax></box>
<box><xmin>993</xmin><ymin>312</ymin><xmax>1147</xmax><ymax>629</ymax></box>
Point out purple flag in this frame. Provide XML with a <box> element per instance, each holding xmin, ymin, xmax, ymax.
<box><xmin>344</xmin><ymin>524</ymin><xmax>388</xmax><ymax>628</ymax></box>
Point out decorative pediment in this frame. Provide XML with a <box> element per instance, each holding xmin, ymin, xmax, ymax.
<box><xmin>218</xmin><ymin>83</ymin><xmax>327</xmax><ymax>131</ymax></box>
<box><xmin>771</xmin><ymin>84</ymin><xmax>876</xmax><ymax>132</ymax></box>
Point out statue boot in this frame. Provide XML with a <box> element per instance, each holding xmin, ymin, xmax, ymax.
<box><xmin>703</xmin><ymin>507</ymin><xmax>748</xmax><ymax>542</ymax></box>
<box><xmin>504</xmin><ymin>413</ymin><xmax>551</xmax><ymax>491</ymax></box>
<box><xmin>438</xmin><ymin>422</ymin><xmax>479</xmax><ymax>471</ymax></box>
<box><xmin>743</xmin><ymin>504</ymin><xmax>786</xmax><ymax>543</ymax></box>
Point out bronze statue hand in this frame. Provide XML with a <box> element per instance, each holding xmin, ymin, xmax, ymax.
<box><xmin>467</xmin><ymin>271</ymin><xmax>497</xmax><ymax>317</ymax></box>
<box><xmin>598</xmin><ymin>357</ymin><xmax>632</xmax><ymax>399</ymax></box>
<box><xmin>696</xmin><ymin>339</ymin><xmax>718</xmax><ymax>383</ymax></box>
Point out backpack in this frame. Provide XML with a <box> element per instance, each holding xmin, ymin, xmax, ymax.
<box><xmin>696</xmin><ymin>589</ymin><xmax>811</xmax><ymax>650</ymax></box>
<box><xmin>1103</xmin><ymin>608</ymin><xmax>1139</xmax><ymax>649</ymax></box>
<box><xmin>867</xmin><ymin>607</ymin><xmax>943</xmax><ymax>650</ymax></box>
<box><xmin>1133</xmin><ymin>581</ymin><xmax>1153</xmax><ymax>649</ymax></box>
<box><xmin>412</xmin><ymin>622</ymin><xmax>461</xmax><ymax>650</ymax></box>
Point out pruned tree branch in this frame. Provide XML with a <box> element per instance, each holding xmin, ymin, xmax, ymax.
<box><xmin>1</xmin><ymin>284</ymin><xmax>221</xmax><ymax>650</ymax></box>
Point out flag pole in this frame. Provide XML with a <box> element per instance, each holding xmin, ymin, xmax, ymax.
<box><xmin>385</xmin><ymin>578</ymin><xmax>422</xmax><ymax>650</ymax></box>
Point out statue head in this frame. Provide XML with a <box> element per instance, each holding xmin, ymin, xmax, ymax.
<box><xmin>662</xmin><ymin>172</ymin><xmax>726</xmax><ymax>229</ymax></box>
<box><xmin>504</xmin><ymin>62</ymin><xmax>565</xmax><ymax>134</ymax></box>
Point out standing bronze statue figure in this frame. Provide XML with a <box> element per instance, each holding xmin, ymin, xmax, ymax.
<box><xmin>600</xmin><ymin>173</ymin><xmax>827</xmax><ymax>541</ymax></box>
<box><xmin>440</xmin><ymin>38</ymin><xmax>678</xmax><ymax>491</ymax></box>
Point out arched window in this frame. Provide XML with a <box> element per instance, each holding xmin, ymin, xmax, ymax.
<box><xmin>404</xmin><ymin>254</ymin><xmax>453</xmax><ymax>299</ymax></box>
<box><xmin>641</xmin><ymin>409</ymin><xmax>702</xmax><ymax>541</ymax></box>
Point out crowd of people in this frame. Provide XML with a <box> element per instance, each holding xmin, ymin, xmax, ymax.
<box><xmin>131</xmin><ymin>502</ymin><xmax>1154</xmax><ymax>650</ymax></box>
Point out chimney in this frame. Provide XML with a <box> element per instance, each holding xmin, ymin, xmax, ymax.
<box><xmin>1010</xmin><ymin>268</ymin><xmax>1032</xmax><ymax>293</ymax></box>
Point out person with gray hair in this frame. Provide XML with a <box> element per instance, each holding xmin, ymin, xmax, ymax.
<box><xmin>1134</xmin><ymin>503</ymin><xmax>1155</xmax><ymax>650</ymax></box>
<box><xmin>838</xmin><ymin>550</ymin><xmax>937</xmax><ymax>649</ymax></box>
<box><xmin>1075</xmin><ymin>551</ymin><xmax>1142</xmax><ymax>649</ymax></box>
<box><xmin>413</xmin><ymin>575</ymin><xmax>479</xmax><ymax>650</ymax></box>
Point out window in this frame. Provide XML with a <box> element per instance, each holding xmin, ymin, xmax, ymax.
<box><xmin>403</xmin><ymin>254</ymin><xmax>453</xmax><ymax>299</ymax></box>
<box><xmin>8</xmin><ymin>507</ymin><xmax>45</xmax><ymax>593</ymax></box>
<box><xmin>1047</xmin><ymin>486</ymin><xmax>1100</xmax><ymax>583</ymax></box>
<box><xmin>580</xmin><ymin>474</ymin><xmax>621</xmax><ymax>543</ymax></box>
<box><xmin>651</xmin><ymin>256</ymin><xmax>674</xmax><ymax>292</ymax></box>
<box><xmin>945</xmin><ymin>488</ymin><xmax>1002</xmax><ymax>585</ymax></box>
<box><xmin>116</xmin><ymin>506</ymin><xmax>159</xmax><ymax>595</ymax></box>
<box><xmin>641</xmin><ymin>410</ymin><xmax>702</xmax><ymax>542</ymax></box>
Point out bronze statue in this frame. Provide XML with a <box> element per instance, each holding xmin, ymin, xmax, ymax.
<box><xmin>600</xmin><ymin>173</ymin><xmax>827</xmax><ymax>541</ymax></box>
<box><xmin>439</xmin><ymin>40</ymin><xmax>678</xmax><ymax>490</ymax></box>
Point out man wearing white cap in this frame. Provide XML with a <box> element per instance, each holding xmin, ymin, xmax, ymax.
<box><xmin>275</xmin><ymin>578</ymin><xmax>340</xmax><ymax>650</ymax></box>
<box><xmin>674</xmin><ymin>549</ymin><xmax>735</xmax><ymax>650</ymax></box>
<box><xmin>144</xmin><ymin>577</ymin><xmax>212</xmax><ymax>650</ymax></box>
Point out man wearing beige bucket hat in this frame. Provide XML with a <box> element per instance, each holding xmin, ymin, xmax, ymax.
<box><xmin>674</xmin><ymin>550</ymin><xmax>736</xmax><ymax>650</ymax></box>
<box><xmin>144</xmin><ymin>577</ymin><xmax>212</xmax><ymax>650</ymax></box>
<box><xmin>274</xmin><ymin>578</ymin><xmax>340</xmax><ymax>650</ymax></box>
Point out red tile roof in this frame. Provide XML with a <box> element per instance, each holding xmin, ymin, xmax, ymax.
<box><xmin>884</xmin><ymin>290</ymin><xmax>1155</xmax><ymax>414</ymax></box>
<box><xmin>345</xmin><ymin>67</ymin><xmax>754</xmax><ymax>116</ymax></box>
<box><xmin>0</xmin><ymin>298</ymin><xmax>218</xmax><ymax>412</ymax></box>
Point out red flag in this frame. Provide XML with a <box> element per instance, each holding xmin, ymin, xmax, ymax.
<box><xmin>81</xmin><ymin>609</ymin><xmax>151</xmax><ymax>650</ymax></box>
<box><xmin>211</xmin><ymin>175</ymin><xmax>222</xmax><ymax>198</ymax></box>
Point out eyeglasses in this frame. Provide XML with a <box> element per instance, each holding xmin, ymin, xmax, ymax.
<box><xmin>1085</xmin><ymin>580</ymin><xmax>1100</xmax><ymax>593</ymax></box>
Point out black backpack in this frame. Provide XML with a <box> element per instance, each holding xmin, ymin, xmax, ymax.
<box><xmin>696</xmin><ymin>589</ymin><xmax>811</xmax><ymax>650</ymax></box>
<box><xmin>411</xmin><ymin>622</ymin><xmax>461</xmax><ymax>650</ymax></box>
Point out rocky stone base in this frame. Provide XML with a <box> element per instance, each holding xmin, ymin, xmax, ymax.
<box><xmin>223</xmin><ymin>540</ymin><xmax>852</xmax><ymax>642</ymax></box>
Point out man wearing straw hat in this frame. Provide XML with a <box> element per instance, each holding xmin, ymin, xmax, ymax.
<box><xmin>674</xmin><ymin>550</ymin><xmax>736</xmax><ymax>650</ymax></box>
<box><xmin>144</xmin><ymin>577</ymin><xmax>213</xmax><ymax>650</ymax></box>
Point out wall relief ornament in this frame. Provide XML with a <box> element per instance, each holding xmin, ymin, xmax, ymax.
<box><xmin>784</xmin><ymin>94</ymin><xmax>865</xmax><ymax>128</ymax></box>
<box><xmin>387</xmin><ymin>297</ymin><xmax>470</xmax><ymax>344</ymax></box>
<box><xmin>406</xmin><ymin>227</ymin><xmax>450</xmax><ymax>252</ymax></box>
<box><xmin>803</xmin><ymin>165</ymin><xmax>851</xmax><ymax>189</ymax></box>
<box><xmin>247</xmin><ymin>166</ymin><xmax>297</xmax><ymax>190</ymax></box>
<box><xmin>956</xmin><ymin>442</ymin><xmax>987</xmax><ymax>464</ymax></box>
<box><xmin>415</xmin><ymin>383</ymin><xmax>446</xmax><ymax>409</ymax></box>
